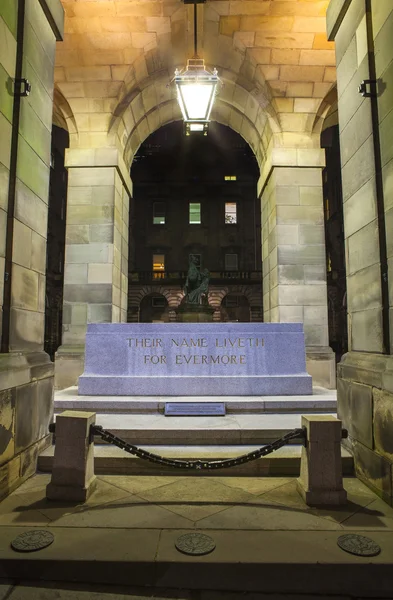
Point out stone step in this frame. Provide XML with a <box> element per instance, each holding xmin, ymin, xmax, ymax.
<box><xmin>1</xmin><ymin>527</ymin><xmax>392</xmax><ymax>597</ymax></box>
<box><xmin>38</xmin><ymin>443</ymin><xmax>353</xmax><ymax>477</ymax></box>
<box><xmin>52</xmin><ymin>412</ymin><xmax>337</xmax><ymax>445</ymax></box>
<box><xmin>54</xmin><ymin>386</ymin><xmax>337</xmax><ymax>415</ymax></box>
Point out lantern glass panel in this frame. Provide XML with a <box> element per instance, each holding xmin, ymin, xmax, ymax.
<box><xmin>179</xmin><ymin>83</ymin><xmax>214</xmax><ymax>120</ymax></box>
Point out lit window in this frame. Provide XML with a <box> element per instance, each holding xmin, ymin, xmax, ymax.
<box><xmin>225</xmin><ymin>254</ymin><xmax>238</xmax><ymax>271</ymax></box>
<box><xmin>224</xmin><ymin>175</ymin><xmax>237</xmax><ymax>181</ymax></box>
<box><xmin>189</xmin><ymin>202</ymin><xmax>201</xmax><ymax>224</ymax></box>
<box><xmin>153</xmin><ymin>254</ymin><xmax>165</xmax><ymax>271</ymax></box>
<box><xmin>225</xmin><ymin>202</ymin><xmax>237</xmax><ymax>224</ymax></box>
<box><xmin>153</xmin><ymin>202</ymin><xmax>166</xmax><ymax>225</ymax></box>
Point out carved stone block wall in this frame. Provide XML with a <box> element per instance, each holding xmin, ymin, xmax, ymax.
<box><xmin>329</xmin><ymin>0</ymin><xmax>393</xmax><ymax>504</ymax></box>
<box><xmin>0</xmin><ymin>0</ymin><xmax>64</xmax><ymax>499</ymax></box>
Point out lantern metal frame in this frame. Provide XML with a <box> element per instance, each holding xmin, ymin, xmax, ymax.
<box><xmin>173</xmin><ymin>2</ymin><xmax>220</xmax><ymax>134</ymax></box>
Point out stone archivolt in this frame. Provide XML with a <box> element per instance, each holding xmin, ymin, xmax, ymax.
<box><xmin>55</xmin><ymin>0</ymin><xmax>336</xmax><ymax>168</ymax></box>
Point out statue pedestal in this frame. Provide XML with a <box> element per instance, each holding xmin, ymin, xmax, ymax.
<box><xmin>175</xmin><ymin>303</ymin><xmax>215</xmax><ymax>323</ymax></box>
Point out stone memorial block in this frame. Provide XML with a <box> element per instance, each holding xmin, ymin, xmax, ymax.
<box><xmin>78</xmin><ymin>323</ymin><xmax>312</xmax><ymax>396</ymax></box>
<box><xmin>297</xmin><ymin>415</ymin><xmax>347</xmax><ymax>506</ymax></box>
<box><xmin>46</xmin><ymin>411</ymin><xmax>97</xmax><ymax>502</ymax></box>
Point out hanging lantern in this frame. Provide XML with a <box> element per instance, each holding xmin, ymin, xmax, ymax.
<box><xmin>173</xmin><ymin>1</ymin><xmax>220</xmax><ymax>135</ymax></box>
<box><xmin>175</xmin><ymin>58</ymin><xmax>219</xmax><ymax>135</ymax></box>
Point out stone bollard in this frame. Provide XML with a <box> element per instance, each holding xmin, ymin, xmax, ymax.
<box><xmin>297</xmin><ymin>415</ymin><xmax>347</xmax><ymax>506</ymax></box>
<box><xmin>46</xmin><ymin>411</ymin><xmax>97</xmax><ymax>502</ymax></box>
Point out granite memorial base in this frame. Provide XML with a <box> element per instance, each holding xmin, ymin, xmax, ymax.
<box><xmin>78</xmin><ymin>323</ymin><xmax>312</xmax><ymax>396</ymax></box>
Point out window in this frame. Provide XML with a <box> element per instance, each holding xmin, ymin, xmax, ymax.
<box><xmin>153</xmin><ymin>202</ymin><xmax>166</xmax><ymax>225</ymax></box>
<box><xmin>225</xmin><ymin>202</ymin><xmax>237</xmax><ymax>224</ymax></box>
<box><xmin>189</xmin><ymin>253</ymin><xmax>201</xmax><ymax>268</ymax></box>
<box><xmin>152</xmin><ymin>254</ymin><xmax>165</xmax><ymax>272</ymax></box>
<box><xmin>224</xmin><ymin>175</ymin><xmax>237</xmax><ymax>181</ymax></box>
<box><xmin>189</xmin><ymin>202</ymin><xmax>201</xmax><ymax>224</ymax></box>
<box><xmin>225</xmin><ymin>253</ymin><xmax>238</xmax><ymax>271</ymax></box>
<box><xmin>152</xmin><ymin>296</ymin><xmax>166</xmax><ymax>308</ymax></box>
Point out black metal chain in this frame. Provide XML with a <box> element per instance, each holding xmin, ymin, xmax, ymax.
<box><xmin>91</xmin><ymin>425</ymin><xmax>306</xmax><ymax>471</ymax></box>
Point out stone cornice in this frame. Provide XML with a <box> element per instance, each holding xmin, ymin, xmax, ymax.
<box><xmin>65</xmin><ymin>148</ymin><xmax>133</xmax><ymax>197</ymax></box>
<box><xmin>257</xmin><ymin>148</ymin><xmax>326</xmax><ymax>197</ymax></box>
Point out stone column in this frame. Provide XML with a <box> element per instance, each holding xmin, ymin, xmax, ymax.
<box><xmin>55</xmin><ymin>148</ymin><xmax>132</xmax><ymax>390</ymax></box>
<box><xmin>259</xmin><ymin>151</ymin><xmax>335</xmax><ymax>388</ymax></box>
<box><xmin>0</xmin><ymin>0</ymin><xmax>64</xmax><ymax>500</ymax></box>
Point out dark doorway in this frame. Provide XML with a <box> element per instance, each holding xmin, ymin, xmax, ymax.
<box><xmin>221</xmin><ymin>293</ymin><xmax>250</xmax><ymax>322</ymax></box>
<box><xmin>321</xmin><ymin>124</ymin><xmax>348</xmax><ymax>361</ymax></box>
<box><xmin>44</xmin><ymin>125</ymin><xmax>68</xmax><ymax>360</ymax></box>
<box><xmin>139</xmin><ymin>293</ymin><xmax>169</xmax><ymax>323</ymax></box>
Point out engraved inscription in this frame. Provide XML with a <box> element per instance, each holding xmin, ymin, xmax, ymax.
<box><xmin>126</xmin><ymin>336</ymin><xmax>266</xmax><ymax>367</ymax></box>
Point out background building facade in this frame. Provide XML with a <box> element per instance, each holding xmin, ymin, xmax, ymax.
<box><xmin>128</xmin><ymin>121</ymin><xmax>263</xmax><ymax>324</ymax></box>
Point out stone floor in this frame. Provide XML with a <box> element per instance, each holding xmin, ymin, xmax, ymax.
<box><xmin>1</xmin><ymin>474</ymin><xmax>393</xmax><ymax>597</ymax></box>
<box><xmin>1</xmin><ymin>582</ymin><xmax>391</xmax><ymax>600</ymax></box>
<box><xmin>0</xmin><ymin>582</ymin><xmax>391</xmax><ymax>600</ymax></box>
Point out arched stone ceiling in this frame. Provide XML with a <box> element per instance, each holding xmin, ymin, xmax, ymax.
<box><xmin>55</xmin><ymin>0</ymin><xmax>336</xmax><ymax>167</ymax></box>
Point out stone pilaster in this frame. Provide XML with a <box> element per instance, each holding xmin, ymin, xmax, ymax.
<box><xmin>55</xmin><ymin>148</ymin><xmax>132</xmax><ymax>390</ymax></box>
<box><xmin>259</xmin><ymin>151</ymin><xmax>335</xmax><ymax>388</ymax></box>
<box><xmin>329</xmin><ymin>0</ymin><xmax>393</xmax><ymax>504</ymax></box>
<box><xmin>0</xmin><ymin>0</ymin><xmax>64</xmax><ymax>500</ymax></box>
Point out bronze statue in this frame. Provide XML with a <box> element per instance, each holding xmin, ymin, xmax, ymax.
<box><xmin>184</xmin><ymin>257</ymin><xmax>210</xmax><ymax>305</ymax></box>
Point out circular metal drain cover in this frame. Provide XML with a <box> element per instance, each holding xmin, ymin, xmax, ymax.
<box><xmin>175</xmin><ymin>533</ymin><xmax>215</xmax><ymax>556</ymax></box>
<box><xmin>337</xmin><ymin>534</ymin><xmax>381</xmax><ymax>557</ymax></box>
<box><xmin>11</xmin><ymin>530</ymin><xmax>54</xmax><ymax>553</ymax></box>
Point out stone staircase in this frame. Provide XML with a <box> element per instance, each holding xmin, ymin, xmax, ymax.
<box><xmin>39</xmin><ymin>388</ymin><xmax>353</xmax><ymax>476</ymax></box>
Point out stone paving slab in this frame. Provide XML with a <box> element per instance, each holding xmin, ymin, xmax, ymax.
<box><xmin>0</xmin><ymin>474</ymin><xmax>392</xmax><ymax>595</ymax></box>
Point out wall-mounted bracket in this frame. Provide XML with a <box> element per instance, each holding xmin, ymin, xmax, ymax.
<box><xmin>358</xmin><ymin>79</ymin><xmax>377</xmax><ymax>98</ymax></box>
<box><xmin>13</xmin><ymin>78</ymin><xmax>31</xmax><ymax>97</ymax></box>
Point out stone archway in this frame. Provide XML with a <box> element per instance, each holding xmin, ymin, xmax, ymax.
<box><xmin>128</xmin><ymin>283</ymin><xmax>181</xmax><ymax>323</ymax></box>
<box><xmin>139</xmin><ymin>293</ymin><xmax>169</xmax><ymax>323</ymax></box>
<box><xmin>221</xmin><ymin>293</ymin><xmax>251</xmax><ymax>322</ymax></box>
<box><xmin>54</xmin><ymin>0</ymin><xmax>338</xmax><ymax>390</ymax></box>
